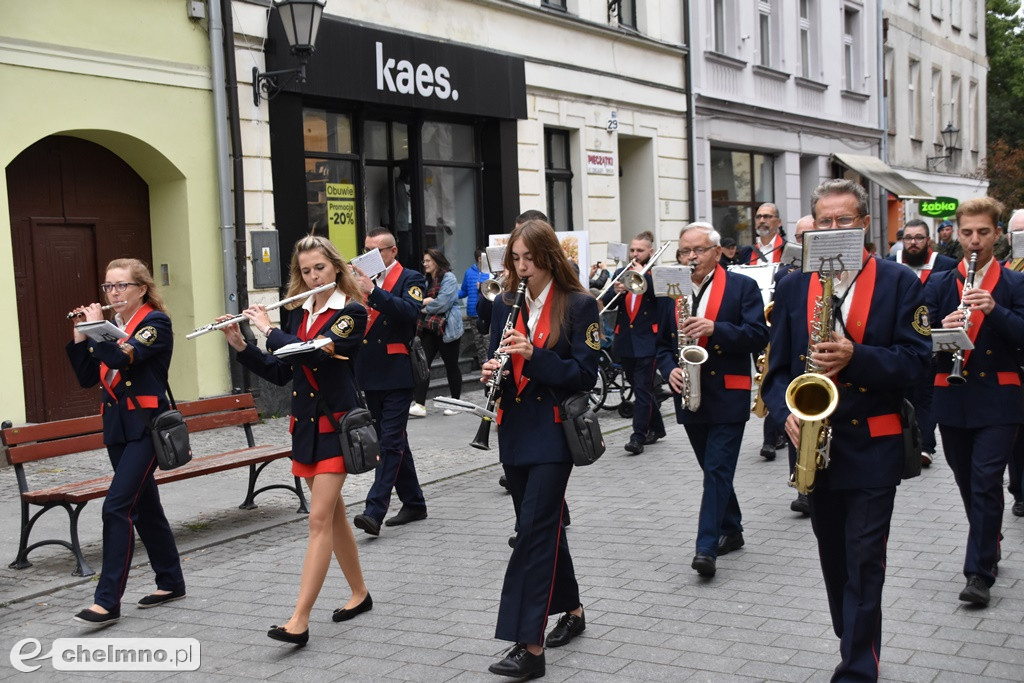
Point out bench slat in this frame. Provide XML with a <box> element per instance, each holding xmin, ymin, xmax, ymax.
<box><xmin>8</xmin><ymin>434</ymin><xmax>107</xmax><ymax>464</ymax></box>
<box><xmin>3</xmin><ymin>415</ymin><xmax>104</xmax><ymax>446</ymax></box>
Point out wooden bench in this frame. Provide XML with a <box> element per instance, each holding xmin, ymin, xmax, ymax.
<box><xmin>2</xmin><ymin>393</ymin><xmax>306</xmax><ymax>577</ymax></box>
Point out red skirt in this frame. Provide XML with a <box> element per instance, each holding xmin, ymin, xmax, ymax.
<box><xmin>292</xmin><ymin>456</ymin><xmax>345</xmax><ymax>477</ymax></box>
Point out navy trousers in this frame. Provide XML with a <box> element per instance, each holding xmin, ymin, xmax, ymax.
<box><xmin>363</xmin><ymin>388</ymin><xmax>426</xmax><ymax>522</ymax></box>
<box><xmin>683</xmin><ymin>422</ymin><xmax>745</xmax><ymax>556</ymax></box>
<box><xmin>496</xmin><ymin>462</ymin><xmax>579</xmax><ymax>645</ymax></box>
<box><xmin>809</xmin><ymin>482</ymin><xmax>895</xmax><ymax>683</ymax></box>
<box><xmin>95</xmin><ymin>439</ymin><xmax>184</xmax><ymax>609</ymax></box>
<box><xmin>939</xmin><ymin>424</ymin><xmax>1017</xmax><ymax>585</ymax></box>
<box><xmin>1007</xmin><ymin>430</ymin><xmax>1024</xmax><ymax>504</ymax></box>
<box><xmin>622</xmin><ymin>356</ymin><xmax>664</xmax><ymax>442</ymax></box>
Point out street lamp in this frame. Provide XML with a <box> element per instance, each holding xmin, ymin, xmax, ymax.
<box><xmin>926</xmin><ymin>122</ymin><xmax>961</xmax><ymax>171</ymax></box>
<box><xmin>252</xmin><ymin>0</ymin><xmax>325</xmax><ymax>107</ymax></box>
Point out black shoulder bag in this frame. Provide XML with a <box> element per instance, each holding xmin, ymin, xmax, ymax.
<box><xmin>129</xmin><ymin>384</ymin><xmax>192</xmax><ymax>471</ymax></box>
<box><xmin>551</xmin><ymin>389</ymin><xmax>606</xmax><ymax>467</ymax></box>
<box><xmin>408</xmin><ymin>337</ymin><xmax>430</xmax><ymax>385</ymax></box>
<box><xmin>900</xmin><ymin>398</ymin><xmax>922</xmax><ymax>480</ymax></box>
<box><xmin>319</xmin><ymin>392</ymin><xmax>380</xmax><ymax>475</ymax></box>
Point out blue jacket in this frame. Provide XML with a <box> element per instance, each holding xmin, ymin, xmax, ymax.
<box><xmin>66</xmin><ymin>307</ymin><xmax>172</xmax><ymax>445</ymax></box>
<box><xmin>600</xmin><ymin>267</ymin><xmax>659</xmax><ymax>358</ymax></box>
<box><xmin>656</xmin><ymin>267</ymin><xmax>768</xmax><ymax>424</ymax></box>
<box><xmin>490</xmin><ymin>290</ymin><xmax>599</xmax><ymax>466</ymax></box>
<box><xmin>236</xmin><ymin>301</ymin><xmax>366</xmax><ymax>465</ymax></box>
<box><xmin>422</xmin><ymin>271</ymin><xmax>464</xmax><ymax>344</ymax></box>
<box><xmin>458</xmin><ymin>264</ymin><xmax>490</xmax><ymax>317</ymax></box>
<box><xmin>925</xmin><ymin>262</ymin><xmax>1024</xmax><ymax>428</ymax></box>
<box><xmin>356</xmin><ymin>264</ymin><xmax>427</xmax><ymax>391</ymax></box>
<box><xmin>762</xmin><ymin>257</ymin><xmax>932</xmax><ymax>489</ymax></box>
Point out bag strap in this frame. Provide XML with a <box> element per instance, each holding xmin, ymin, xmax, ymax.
<box><xmin>317</xmin><ymin>398</ymin><xmax>345</xmax><ymax>432</ymax></box>
<box><xmin>125</xmin><ymin>366</ymin><xmax>177</xmax><ymax>413</ymax></box>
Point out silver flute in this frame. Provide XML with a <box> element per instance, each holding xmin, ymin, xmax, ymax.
<box><xmin>66</xmin><ymin>302</ymin><xmax>126</xmax><ymax>319</ymax></box>
<box><xmin>186</xmin><ymin>283</ymin><xmax>336</xmax><ymax>339</ymax></box>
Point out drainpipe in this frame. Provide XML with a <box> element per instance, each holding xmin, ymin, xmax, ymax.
<box><xmin>683</xmin><ymin>0</ymin><xmax>697</xmax><ymax>223</ymax></box>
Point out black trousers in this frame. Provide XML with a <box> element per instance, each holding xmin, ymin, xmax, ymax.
<box><xmin>413</xmin><ymin>330</ymin><xmax>463</xmax><ymax>404</ymax></box>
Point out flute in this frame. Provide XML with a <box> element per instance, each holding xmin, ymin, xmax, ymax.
<box><xmin>66</xmin><ymin>302</ymin><xmax>126</xmax><ymax>319</ymax></box>
<box><xmin>186</xmin><ymin>283</ymin><xmax>336</xmax><ymax>340</ymax></box>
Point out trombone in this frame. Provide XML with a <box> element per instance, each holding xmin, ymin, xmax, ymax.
<box><xmin>186</xmin><ymin>283</ymin><xmax>336</xmax><ymax>339</ymax></box>
<box><xmin>602</xmin><ymin>241</ymin><xmax>672</xmax><ymax>310</ymax></box>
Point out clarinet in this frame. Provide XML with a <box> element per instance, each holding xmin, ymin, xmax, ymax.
<box><xmin>470</xmin><ymin>278</ymin><xmax>529</xmax><ymax>450</ymax></box>
<box><xmin>947</xmin><ymin>251</ymin><xmax>978</xmax><ymax>385</ymax></box>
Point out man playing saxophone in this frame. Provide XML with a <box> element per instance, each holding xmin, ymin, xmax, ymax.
<box><xmin>762</xmin><ymin>180</ymin><xmax>931</xmax><ymax>681</ymax></box>
<box><xmin>655</xmin><ymin>222</ymin><xmax>767</xmax><ymax>579</ymax></box>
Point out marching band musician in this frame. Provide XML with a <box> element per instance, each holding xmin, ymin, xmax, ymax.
<box><xmin>600</xmin><ymin>230</ymin><xmax>666</xmax><ymax>455</ymax></box>
<box><xmin>220</xmin><ymin>235</ymin><xmax>371</xmax><ymax>645</ymax></box>
<box><xmin>762</xmin><ymin>180</ymin><xmax>931</xmax><ymax>681</ymax></box>
<box><xmin>350</xmin><ymin>228</ymin><xmax>429</xmax><ymax>536</ymax></box>
<box><xmin>925</xmin><ymin>197</ymin><xmax>1024</xmax><ymax>606</ymax></box>
<box><xmin>741</xmin><ymin>202</ymin><xmax>786</xmax><ymax>265</ymax></box>
<box><xmin>1005</xmin><ymin>209</ymin><xmax>1024</xmax><ymax>519</ymax></box>
<box><xmin>657</xmin><ymin>223</ymin><xmax>768</xmax><ymax>578</ymax></box>
<box><xmin>482</xmin><ymin>219</ymin><xmax>599</xmax><ymax>680</ymax></box>
<box><xmin>66</xmin><ymin>259</ymin><xmax>186</xmax><ymax>626</ymax></box>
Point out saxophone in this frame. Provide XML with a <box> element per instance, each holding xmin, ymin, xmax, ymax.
<box><xmin>785</xmin><ymin>273</ymin><xmax>839</xmax><ymax>494</ymax></box>
<box><xmin>751</xmin><ymin>301</ymin><xmax>773</xmax><ymax>417</ymax></box>
<box><xmin>677</xmin><ymin>296</ymin><xmax>709</xmax><ymax>412</ymax></box>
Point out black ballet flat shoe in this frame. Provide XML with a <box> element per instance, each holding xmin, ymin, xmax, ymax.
<box><xmin>487</xmin><ymin>643</ymin><xmax>545</xmax><ymax>679</ymax></box>
<box><xmin>73</xmin><ymin>606</ymin><xmax>120</xmax><ymax>626</ymax></box>
<box><xmin>137</xmin><ymin>588</ymin><xmax>186</xmax><ymax>609</ymax></box>
<box><xmin>268</xmin><ymin>625</ymin><xmax>309</xmax><ymax>646</ymax></box>
<box><xmin>332</xmin><ymin>593</ymin><xmax>373</xmax><ymax>622</ymax></box>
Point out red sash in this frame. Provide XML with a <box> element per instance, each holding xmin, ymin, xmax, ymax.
<box><xmin>958</xmin><ymin>258</ymin><xmax>1002</xmax><ymax>365</ymax></box>
<box><xmin>99</xmin><ymin>304</ymin><xmax>154</xmax><ymax>400</ymax></box>
<box><xmin>750</xmin><ymin>234</ymin><xmax>783</xmax><ymax>264</ymax></box>
<box><xmin>296</xmin><ymin>305</ymin><xmax>339</xmax><ymax>390</ymax></box>
<box><xmin>365</xmin><ymin>262</ymin><xmax>404</xmax><ymax>334</ymax></box>
<box><xmin>917</xmin><ymin>249</ymin><xmax>935</xmax><ymax>283</ymax></box>
<box><xmin>678</xmin><ymin>264</ymin><xmax>727</xmax><ymax>348</ymax></box>
<box><xmin>806</xmin><ymin>255</ymin><xmax>876</xmax><ymax>345</ymax></box>
<box><xmin>510</xmin><ymin>295</ymin><xmax>554</xmax><ymax>396</ymax></box>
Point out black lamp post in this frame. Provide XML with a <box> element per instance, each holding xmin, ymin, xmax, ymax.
<box><xmin>252</xmin><ymin>0</ymin><xmax>325</xmax><ymax>106</ymax></box>
<box><xmin>927</xmin><ymin>122</ymin><xmax>961</xmax><ymax>171</ymax></box>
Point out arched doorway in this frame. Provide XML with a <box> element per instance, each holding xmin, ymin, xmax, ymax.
<box><xmin>7</xmin><ymin>135</ymin><xmax>152</xmax><ymax>422</ymax></box>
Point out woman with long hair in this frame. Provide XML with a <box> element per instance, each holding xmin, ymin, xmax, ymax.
<box><xmin>66</xmin><ymin>259</ymin><xmax>186</xmax><ymax>625</ymax></box>
<box><xmin>410</xmin><ymin>247</ymin><xmax>464</xmax><ymax>416</ymax></box>
<box><xmin>481</xmin><ymin>219</ymin><xmax>600</xmax><ymax>678</ymax></box>
<box><xmin>219</xmin><ymin>235</ymin><xmax>371</xmax><ymax>646</ymax></box>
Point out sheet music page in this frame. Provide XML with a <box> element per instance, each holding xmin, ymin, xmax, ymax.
<box><xmin>485</xmin><ymin>245</ymin><xmax>507</xmax><ymax>273</ymax></box>
<box><xmin>273</xmin><ymin>337</ymin><xmax>333</xmax><ymax>358</ymax></box>
<box><xmin>931</xmin><ymin>328</ymin><xmax>973</xmax><ymax>352</ymax></box>
<box><xmin>350</xmin><ymin>248</ymin><xmax>386</xmax><ymax>279</ymax></box>
<box><xmin>1012</xmin><ymin>231</ymin><xmax>1024</xmax><ymax>259</ymax></box>
<box><xmin>75</xmin><ymin>320</ymin><xmax>129</xmax><ymax>343</ymax></box>
<box><xmin>651</xmin><ymin>266</ymin><xmax>693</xmax><ymax>299</ymax></box>
<box><xmin>801</xmin><ymin>228</ymin><xmax>864</xmax><ymax>274</ymax></box>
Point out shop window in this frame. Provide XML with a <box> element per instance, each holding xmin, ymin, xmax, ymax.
<box><xmin>303</xmin><ymin>109</ymin><xmax>359</xmax><ymax>259</ymax></box>
<box><xmin>544</xmin><ymin>129</ymin><xmax>573</xmax><ymax>231</ymax></box>
<box><xmin>304</xmin><ymin>109</ymin><xmax>353</xmax><ymax>154</ymax></box>
<box><xmin>422</xmin><ymin>122</ymin><xmax>482</xmax><ymax>279</ymax></box>
<box><xmin>365</xmin><ymin>120</ymin><xmax>415</xmax><ymax>266</ymax></box>
<box><xmin>709</xmin><ymin>148</ymin><xmax>774</xmax><ymax>248</ymax></box>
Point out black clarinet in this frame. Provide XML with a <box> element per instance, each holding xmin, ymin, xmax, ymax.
<box><xmin>947</xmin><ymin>251</ymin><xmax>978</xmax><ymax>385</ymax></box>
<box><xmin>470</xmin><ymin>278</ymin><xmax>529</xmax><ymax>450</ymax></box>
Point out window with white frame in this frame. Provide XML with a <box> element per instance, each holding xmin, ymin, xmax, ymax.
<box><xmin>969</xmin><ymin>0</ymin><xmax>978</xmax><ymax>35</ymax></box>
<box><xmin>885</xmin><ymin>48</ymin><xmax>895</xmax><ymax>134</ymax></box>
<box><xmin>758</xmin><ymin>0</ymin><xmax>773</xmax><ymax>67</ymax></box>
<box><xmin>969</xmin><ymin>80</ymin><xmax>979</xmax><ymax>151</ymax></box>
<box><xmin>842</xmin><ymin>6</ymin><xmax>861</xmax><ymax>91</ymax></box>
<box><xmin>909</xmin><ymin>58</ymin><xmax>921</xmax><ymax>139</ymax></box>
<box><xmin>931</xmin><ymin>0</ymin><xmax>943</xmax><ymax>20</ymax></box>
<box><xmin>617</xmin><ymin>0</ymin><xmax>638</xmax><ymax>29</ymax></box>
<box><xmin>712</xmin><ymin>0</ymin><xmax>735</xmax><ymax>55</ymax></box>
<box><xmin>799</xmin><ymin>0</ymin><xmax>817</xmax><ymax>79</ymax></box>
<box><xmin>951</xmin><ymin>75</ymin><xmax>962</xmax><ymax>130</ymax></box>
<box><xmin>932</xmin><ymin>68</ymin><xmax>943</xmax><ymax>145</ymax></box>
<box><xmin>952</xmin><ymin>0</ymin><xmax>962</xmax><ymax>28</ymax></box>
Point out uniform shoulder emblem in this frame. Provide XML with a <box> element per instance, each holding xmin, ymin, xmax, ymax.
<box><xmin>331</xmin><ymin>315</ymin><xmax>356</xmax><ymax>338</ymax></box>
<box><xmin>585</xmin><ymin>322</ymin><xmax>601</xmax><ymax>350</ymax></box>
<box><xmin>408</xmin><ymin>285</ymin><xmax>423</xmax><ymax>302</ymax></box>
<box><xmin>135</xmin><ymin>326</ymin><xmax>158</xmax><ymax>346</ymax></box>
<box><xmin>912</xmin><ymin>305</ymin><xmax>931</xmax><ymax>336</ymax></box>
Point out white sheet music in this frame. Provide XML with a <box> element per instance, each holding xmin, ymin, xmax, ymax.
<box><xmin>1011</xmin><ymin>231</ymin><xmax>1024</xmax><ymax>259</ymax></box>
<box><xmin>273</xmin><ymin>337</ymin><xmax>333</xmax><ymax>358</ymax></box>
<box><xmin>931</xmin><ymin>328</ymin><xmax>974</xmax><ymax>353</ymax></box>
<box><xmin>801</xmin><ymin>228</ymin><xmax>864</xmax><ymax>274</ymax></box>
<box><xmin>485</xmin><ymin>245</ymin><xmax>507</xmax><ymax>273</ymax></box>
<box><xmin>651</xmin><ymin>266</ymin><xmax>693</xmax><ymax>299</ymax></box>
<box><xmin>606</xmin><ymin>241</ymin><xmax>628</xmax><ymax>263</ymax></box>
<box><xmin>75</xmin><ymin>320</ymin><xmax>129</xmax><ymax>343</ymax></box>
<box><xmin>350</xmin><ymin>248</ymin><xmax>386</xmax><ymax>280</ymax></box>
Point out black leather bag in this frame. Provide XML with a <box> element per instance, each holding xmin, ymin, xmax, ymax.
<box><xmin>556</xmin><ymin>391</ymin><xmax>605</xmax><ymax>466</ymax></box>
<box><xmin>321</xmin><ymin>400</ymin><xmax>380</xmax><ymax>475</ymax></box>
<box><xmin>408</xmin><ymin>337</ymin><xmax>430</xmax><ymax>385</ymax></box>
<box><xmin>130</xmin><ymin>386</ymin><xmax>192</xmax><ymax>471</ymax></box>
<box><xmin>900</xmin><ymin>398</ymin><xmax>922</xmax><ymax>480</ymax></box>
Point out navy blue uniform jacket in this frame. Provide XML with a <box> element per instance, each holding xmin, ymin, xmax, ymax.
<box><xmin>655</xmin><ymin>267</ymin><xmax>768</xmax><ymax>424</ymax></box>
<box><xmin>355</xmin><ymin>264</ymin><xmax>426</xmax><ymax>391</ymax></box>
<box><xmin>66</xmin><ymin>307</ymin><xmax>172</xmax><ymax>445</ymax></box>
<box><xmin>762</xmin><ymin>257</ymin><xmax>932</xmax><ymax>489</ymax></box>
<box><xmin>925</xmin><ymin>262</ymin><xmax>1024</xmax><ymax>428</ymax></box>
<box><xmin>491</xmin><ymin>290</ymin><xmax>600</xmax><ymax>466</ymax></box>
<box><xmin>601</xmin><ymin>268</ymin><xmax>659</xmax><ymax>357</ymax></box>
<box><xmin>236</xmin><ymin>301</ymin><xmax>367</xmax><ymax>465</ymax></box>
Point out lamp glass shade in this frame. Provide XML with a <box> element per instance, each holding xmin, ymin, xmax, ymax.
<box><xmin>941</xmin><ymin>123</ymin><xmax>960</xmax><ymax>151</ymax></box>
<box><xmin>276</xmin><ymin>0</ymin><xmax>325</xmax><ymax>54</ymax></box>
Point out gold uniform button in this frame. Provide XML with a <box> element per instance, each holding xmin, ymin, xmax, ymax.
<box><xmin>515</xmin><ymin>397</ymin><xmax>522</xmax><ymax>403</ymax></box>
<box><xmin>125</xmin><ymin>381</ymin><xmax>132</xmax><ymax>387</ymax></box>
<box><xmin>310</xmin><ymin>392</ymin><xmax>315</xmax><ymax>397</ymax></box>
<box><xmin>292</xmin><ymin>391</ymin><xmax>297</xmax><ymax>397</ymax></box>
<box><xmin>843</xmin><ymin>382</ymin><xmax>853</xmax><ymax>388</ymax></box>
<box><xmin>88</xmin><ymin>347</ymin><xmax>94</xmax><ymax>353</ymax></box>
<box><xmin>536</xmin><ymin>396</ymin><xmax>542</xmax><ymax>401</ymax></box>
<box><xmin>979</xmin><ymin>372</ymin><xmax>986</xmax><ymax>378</ymax></box>
<box><xmin>310</xmin><ymin>417</ymin><xmax>315</xmax><ymax>423</ymax></box>
<box><xmin>986</xmin><ymin>349</ymin><xmax>993</xmax><ymax>355</ymax></box>
<box><xmin>851</xmin><ymin>419</ymin><xmax>859</xmax><ymax>426</ymax></box>
<box><xmin>710</xmin><ymin>370</ymin><xmax>717</xmax><ymax>376</ymax></box>
<box><xmin>799</xmin><ymin>354</ymin><xmax>806</xmax><ymax>362</ymax></box>
<box><xmin>859</xmin><ymin>387</ymin><xmax>867</xmax><ymax>393</ymax></box>
<box><xmin>363</xmin><ymin>339</ymin><xmax>368</xmax><ymax>344</ymax></box>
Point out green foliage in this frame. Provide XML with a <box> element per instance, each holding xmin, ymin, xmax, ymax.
<box><xmin>986</xmin><ymin>0</ymin><xmax>1024</xmax><ymax>147</ymax></box>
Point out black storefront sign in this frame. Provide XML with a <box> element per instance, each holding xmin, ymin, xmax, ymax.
<box><xmin>268</xmin><ymin>17</ymin><xmax>527</xmax><ymax>119</ymax></box>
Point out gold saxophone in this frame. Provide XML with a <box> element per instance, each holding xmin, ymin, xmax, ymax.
<box><xmin>677</xmin><ymin>295</ymin><xmax>709</xmax><ymax>412</ymax></box>
<box><xmin>751</xmin><ymin>301</ymin><xmax>773</xmax><ymax>417</ymax></box>
<box><xmin>785</xmin><ymin>274</ymin><xmax>839</xmax><ymax>495</ymax></box>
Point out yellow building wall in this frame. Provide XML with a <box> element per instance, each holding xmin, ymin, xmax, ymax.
<box><xmin>0</xmin><ymin>0</ymin><xmax>234</xmax><ymax>424</ymax></box>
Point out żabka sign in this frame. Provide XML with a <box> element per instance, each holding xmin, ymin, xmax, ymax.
<box><xmin>920</xmin><ymin>197</ymin><xmax>959</xmax><ymax>218</ymax></box>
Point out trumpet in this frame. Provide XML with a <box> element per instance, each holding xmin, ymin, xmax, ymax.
<box><xmin>471</xmin><ymin>278</ymin><xmax>529</xmax><ymax>450</ymax></box>
<box><xmin>602</xmin><ymin>241</ymin><xmax>673</xmax><ymax>310</ymax></box>
<box><xmin>946</xmin><ymin>251</ymin><xmax>978</xmax><ymax>385</ymax></box>
<box><xmin>186</xmin><ymin>282</ymin><xmax>336</xmax><ymax>339</ymax></box>
<box><xmin>479</xmin><ymin>275</ymin><xmax>506</xmax><ymax>302</ymax></box>
<box><xmin>66</xmin><ymin>302</ymin><xmax>126</xmax><ymax>319</ymax></box>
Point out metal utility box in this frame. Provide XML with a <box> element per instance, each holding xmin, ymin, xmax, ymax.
<box><xmin>250</xmin><ymin>231</ymin><xmax>281</xmax><ymax>289</ymax></box>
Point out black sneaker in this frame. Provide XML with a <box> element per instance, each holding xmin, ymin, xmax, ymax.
<box><xmin>958</xmin><ymin>575</ymin><xmax>990</xmax><ymax>606</ymax></box>
<box><xmin>487</xmin><ymin>643</ymin><xmax>545</xmax><ymax>679</ymax></box>
<box><xmin>624</xmin><ymin>438</ymin><xmax>644</xmax><ymax>455</ymax></box>
<box><xmin>790</xmin><ymin>494</ymin><xmax>811</xmax><ymax>516</ymax></box>
<box><xmin>759</xmin><ymin>443</ymin><xmax>776</xmax><ymax>461</ymax></box>
<box><xmin>1012</xmin><ymin>499</ymin><xmax>1024</xmax><ymax>517</ymax></box>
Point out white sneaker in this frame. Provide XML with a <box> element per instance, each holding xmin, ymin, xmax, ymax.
<box><xmin>409</xmin><ymin>403</ymin><xmax>427</xmax><ymax>418</ymax></box>
<box><xmin>443</xmin><ymin>408</ymin><xmax>458</xmax><ymax>416</ymax></box>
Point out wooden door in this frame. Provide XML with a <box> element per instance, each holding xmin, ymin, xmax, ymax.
<box><xmin>7</xmin><ymin>136</ymin><xmax>151</xmax><ymax>422</ymax></box>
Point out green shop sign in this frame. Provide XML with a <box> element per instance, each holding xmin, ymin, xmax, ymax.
<box><xmin>920</xmin><ymin>197</ymin><xmax>959</xmax><ymax>218</ymax></box>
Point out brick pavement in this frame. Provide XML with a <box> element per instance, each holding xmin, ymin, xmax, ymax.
<box><xmin>1</xmin><ymin>405</ymin><xmax>1022</xmax><ymax>681</ymax></box>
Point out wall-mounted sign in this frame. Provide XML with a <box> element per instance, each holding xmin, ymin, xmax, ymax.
<box><xmin>920</xmin><ymin>197</ymin><xmax>959</xmax><ymax>218</ymax></box>
<box><xmin>587</xmin><ymin>151</ymin><xmax>615</xmax><ymax>175</ymax></box>
<box><xmin>326</xmin><ymin>183</ymin><xmax>357</xmax><ymax>259</ymax></box>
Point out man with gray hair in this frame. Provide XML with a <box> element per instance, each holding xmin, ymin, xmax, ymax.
<box><xmin>657</xmin><ymin>222</ymin><xmax>768</xmax><ymax>578</ymax></box>
<box><xmin>1003</xmin><ymin>208</ymin><xmax>1024</xmax><ymax>518</ymax></box>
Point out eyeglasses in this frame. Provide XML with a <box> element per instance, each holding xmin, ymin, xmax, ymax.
<box><xmin>678</xmin><ymin>247</ymin><xmax>715</xmax><ymax>257</ymax></box>
<box><xmin>815</xmin><ymin>215</ymin><xmax>861</xmax><ymax>228</ymax></box>
<box><xmin>363</xmin><ymin>245</ymin><xmax>396</xmax><ymax>254</ymax></box>
<box><xmin>755</xmin><ymin>213</ymin><xmax>777</xmax><ymax>220</ymax></box>
<box><xmin>100</xmin><ymin>282</ymin><xmax>140</xmax><ymax>293</ymax></box>
<box><xmin>902</xmin><ymin>235</ymin><xmax>928</xmax><ymax>243</ymax></box>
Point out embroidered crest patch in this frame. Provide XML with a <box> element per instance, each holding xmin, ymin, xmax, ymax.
<box><xmin>585</xmin><ymin>322</ymin><xmax>601</xmax><ymax>350</ymax></box>
<box><xmin>408</xmin><ymin>285</ymin><xmax>424</xmax><ymax>302</ymax></box>
<box><xmin>912</xmin><ymin>305</ymin><xmax>931</xmax><ymax>336</ymax></box>
<box><xmin>135</xmin><ymin>326</ymin><xmax>158</xmax><ymax>346</ymax></box>
<box><xmin>331</xmin><ymin>315</ymin><xmax>355</xmax><ymax>338</ymax></box>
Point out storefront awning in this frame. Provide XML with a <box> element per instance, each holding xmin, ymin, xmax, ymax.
<box><xmin>831</xmin><ymin>153</ymin><xmax>935</xmax><ymax>201</ymax></box>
